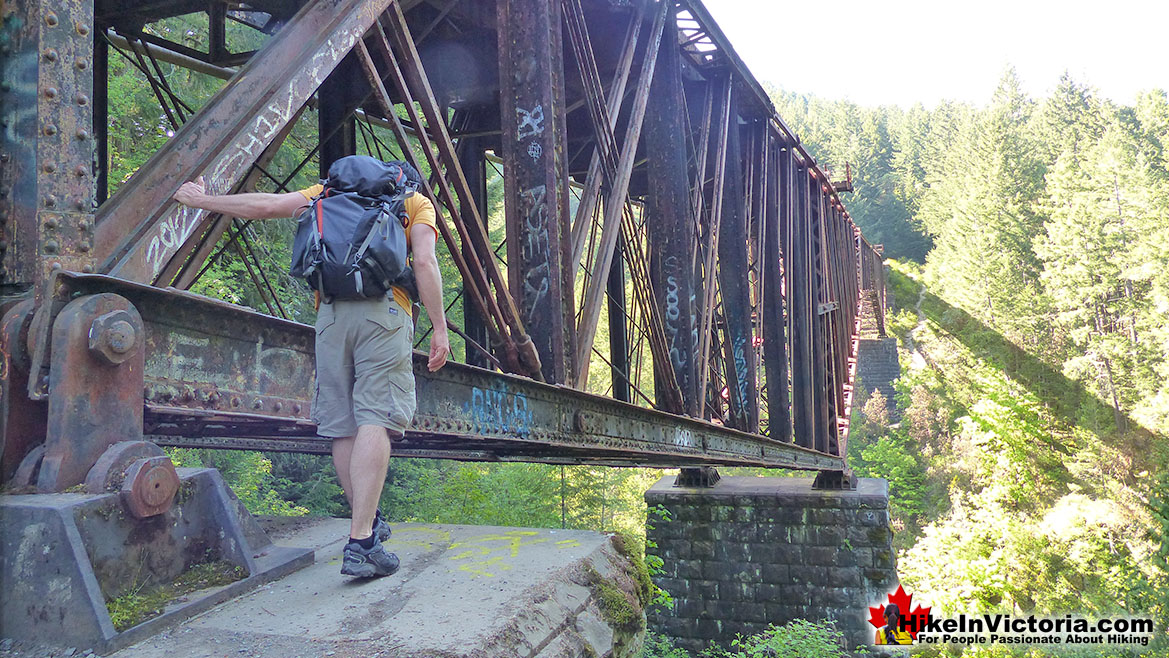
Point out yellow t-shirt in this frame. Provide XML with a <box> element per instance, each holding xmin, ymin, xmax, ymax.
<box><xmin>298</xmin><ymin>184</ymin><xmax>437</xmax><ymax>312</ymax></box>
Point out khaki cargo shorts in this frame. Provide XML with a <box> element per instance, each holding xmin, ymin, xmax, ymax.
<box><xmin>312</xmin><ymin>297</ymin><xmax>416</xmax><ymax>438</ymax></box>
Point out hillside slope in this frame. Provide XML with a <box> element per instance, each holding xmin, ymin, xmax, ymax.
<box><xmin>847</xmin><ymin>262</ymin><xmax>1167</xmax><ymax>624</ymax></box>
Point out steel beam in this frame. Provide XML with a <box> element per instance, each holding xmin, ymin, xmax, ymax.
<box><xmin>457</xmin><ymin>136</ymin><xmax>493</xmax><ymax>369</ymax></box>
<box><xmin>761</xmin><ymin>137</ymin><xmax>791</xmax><ymax>442</ymax></box>
<box><xmin>0</xmin><ymin>0</ymin><xmax>97</xmax><ymax>297</ymax></box>
<box><xmin>39</xmin><ymin>272</ymin><xmax>841</xmax><ymax>471</ymax></box>
<box><xmin>607</xmin><ymin>240</ymin><xmax>631</xmax><ymax>403</ymax></box>
<box><xmin>809</xmin><ymin>177</ymin><xmax>832</xmax><ymax>455</ymax></box>
<box><xmin>497</xmin><ymin>0</ymin><xmax>575</xmax><ymax>384</ymax></box>
<box><xmin>716</xmin><ymin>98</ymin><xmax>758</xmax><ymax>432</ymax></box>
<box><xmin>643</xmin><ymin>15</ymin><xmax>699</xmax><ymax>415</ymax></box>
<box><xmin>789</xmin><ymin>155</ymin><xmax>815</xmax><ymax>449</ymax></box>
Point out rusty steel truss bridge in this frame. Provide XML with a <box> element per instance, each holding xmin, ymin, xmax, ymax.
<box><xmin>0</xmin><ymin>0</ymin><xmax>887</xmax><ymax>495</ymax></box>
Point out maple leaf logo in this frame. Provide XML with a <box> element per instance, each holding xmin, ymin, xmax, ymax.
<box><xmin>868</xmin><ymin>585</ymin><xmax>932</xmax><ymax>641</ymax></box>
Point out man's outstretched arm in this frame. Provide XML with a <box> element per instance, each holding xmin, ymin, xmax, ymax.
<box><xmin>410</xmin><ymin>222</ymin><xmax>449</xmax><ymax>372</ymax></box>
<box><xmin>173</xmin><ymin>176</ymin><xmax>312</xmax><ymax>220</ymax></box>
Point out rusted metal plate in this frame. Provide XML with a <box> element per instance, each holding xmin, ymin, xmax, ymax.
<box><xmin>39</xmin><ymin>292</ymin><xmax>145</xmax><ymax>491</ymax></box>
<box><xmin>94</xmin><ymin>0</ymin><xmax>393</xmax><ymax>284</ymax></box>
<box><xmin>0</xmin><ymin>0</ymin><xmax>97</xmax><ymax>293</ymax></box>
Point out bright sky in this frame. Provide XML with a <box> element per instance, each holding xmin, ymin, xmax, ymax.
<box><xmin>701</xmin><ymin>0</ymin><xmax>1169</xmax><ymax>108</ymax></box>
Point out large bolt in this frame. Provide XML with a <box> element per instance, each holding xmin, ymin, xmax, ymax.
<box><xmin>43</xmin><ymin>48</ymin><xmax>58</xmax><ymax>62</ymax></box>
<box><xmin>44</xmin><ymin>12</ymin><xmax>59</xmax><ymax>27</ymax></box>
<box><xmin>121</xmin><ymin>456</ymin><xmax>180</xmax><ymax>518</ymax></box>
<box><xmin>88</xmin><ymin>310</ymin><xmax>138</xmax><ymax>365</ymax></box>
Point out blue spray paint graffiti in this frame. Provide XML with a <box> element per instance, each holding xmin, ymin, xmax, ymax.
<box><xmin>464</xmin><ymin>386</ymin><xmax>534</xmax><ymax>437</ymax></box>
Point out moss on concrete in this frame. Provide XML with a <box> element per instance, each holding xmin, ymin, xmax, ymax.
<box><xmin>106</xmin><ymin>560</ymin><xmax>245</xmax><ymax>631</ymax></box>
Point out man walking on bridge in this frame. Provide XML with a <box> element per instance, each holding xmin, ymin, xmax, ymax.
<box><xmin>173</xmin><ymin>170</ymin><xmax>449</xmax><ymax>578</ymax></box>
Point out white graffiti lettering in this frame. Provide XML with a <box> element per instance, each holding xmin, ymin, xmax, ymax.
<box><xmin>516</xmin><ymin>104</ymin><xmax>545</xmax><ymax>140</ymax></box>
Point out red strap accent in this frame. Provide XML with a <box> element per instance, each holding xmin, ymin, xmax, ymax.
<box><xmin>315</xmin><ymin>188</ymin><xmax>330</xmax><ymax>236</ymax></box>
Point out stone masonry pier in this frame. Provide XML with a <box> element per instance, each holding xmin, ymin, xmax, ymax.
<box><xmin>645</xmin><ymin>476</ymin><xmax>899</xmax><ymax>652</ymax></box>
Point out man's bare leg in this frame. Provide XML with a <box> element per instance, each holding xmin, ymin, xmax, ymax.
<box><xmin>331</xmin><ymin>436</ymin><xmax>355</xmax><ymax>506</ymax></box>
<box><xmin>347</xmin><ymin>424</ymin><xmax>393</xmax><ymax>540</ymax></box>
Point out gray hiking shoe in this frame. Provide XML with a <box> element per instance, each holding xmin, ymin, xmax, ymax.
<box><xmin>373</xmin><ymin>510</ymin><xmax>391</xmax><ymax>543</ymax></box>
<box><xmin>341</xmin><ymin>540</ymin><xmax>400</xmax><ymax>578</ymax></box>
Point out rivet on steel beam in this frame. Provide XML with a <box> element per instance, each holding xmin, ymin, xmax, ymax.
<box><xmin>230</xmin><ymin>396</ymin><xmax>241</xmax><ymax>408</ymax></box>
<box><xmin>252</xmin><ymin>398</ymin><xmax>263</xmax><ymax>410</ymax></box>
<box><xmin>74</xmin><ymin>165</ymin><xmax>87</xmax><ymax>177</ymax></box>
<box><xmin>78</xmin><ymin>218</ymin><xmax>91</xmax><ymax>230</ymax></box>
<box><xmin>75</xmin><ymin>58</ymin><xmax>89</xmax><ymax>70</ymax></box>
<box><xmin>75</xmin><ymin>94</ymin><xmax>89</xmax><ymax>106</ymax></box>
<box><xmin>76</xmin><ymin>130</ymin><xmax>89</xmax><ymax>141</ymax></box>
<box><xmin>75</xmin><ymin>198</ymin><xmax>87</xmax><ymax>210</ymax></box>
<box><xmin>76</xmin><ymin>23</ymin><xmax>90</xmax><ymax>36</ymax></box>
<box><xmin>81</xmin><ymin>264</ymin><xmax>94</xmax><ymax>273</ymax></box>
<box><xmin>0</xmin><ymin>240</ymin><xmax>8</xmax><ymax>251</ymax></box>
<box><xmin>44</xmin><ymin>216</ymin><xmax>58</xmax><ymax>228</ymax></box>
<box><xmin>50</xmin><ymin>262</ymin><xmax>62</xmax><ymax>270</ymax></box>
<box><xmin>44</xmin><ymin>195</ymin><xmax>56</xmax><ymax>208</ymax></box>
<box><xmin>44</xmin><ymin>239</ymin><xmax>59</xmax><ymax>253</ymax></box>
<box><xmin>43</xmin><ymin>163</ymin><xmax>56</xmax><ymax>173</ymax></box>
<box><xmin>44</xmin><ymin>49</ymin><xmax>59</xmax><ymax>61</ymax></box>
<box><xmin>44</xmin><ymin>13</ymin><xmax>59</xmax><ymax>27</ymax></box>
<box><xmin>44</xmin><ymin>87</ymin><xmax>59</xmax><ymax>99</ymax></box>
<box><xmin>43</xmin><ymin>124</ymin><xmax>57</xmax><ymax>136</ymax></box>
<box><xmin>293</xmin><ymin>403</ymin><xmax>302</xmax><ymax>414</ymax></box>
<box><xmin>273</xmin><ymin>401</ymin><xmax>283</xmax><ymax>412</ymax></box>
<box><xmin>78</xmin><ymin>241</ymin><xmax>90</xmax><ymax>252</ymax></box>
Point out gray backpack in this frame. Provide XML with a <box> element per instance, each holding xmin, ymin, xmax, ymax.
<box><xmin>289</xmin><ymin>155</ymin><xmax>421</xmax><ymax>300</ymax></box>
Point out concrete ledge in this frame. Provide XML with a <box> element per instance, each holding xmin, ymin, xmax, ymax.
<box><xmin>101</xmin><ymin>521</ymin><xmax>645</xmax><ymax>658</ymax></box>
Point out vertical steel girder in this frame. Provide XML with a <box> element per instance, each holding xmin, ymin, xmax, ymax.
<box><xmin>607</xmin><ymin>240</ymin><xmax>631</xmax><ymax>403</ymax></box>
<box><xmin>497</xmin><ymin>0</ymin><xmax>576</xmax><ymax>385</ymax></box>
<box><xmin>716</xmin><ymin>99</ymin><xmax>758</xmax><ymax>432</ymax></box>
<box><xmin>788</xmin><ymin>155</ymin><xmax>815</xmax><ymax>449</ymax></box>
<box><xmin>0</xmin><ymin>0</ymin><xmax>97</xmax><ymax>296</ymax></box>
<box><xmin>761</xmin><ymin>137</ymin><xmax>791</xmax><ymax>442</ymax></box>
<box><xmin>643</xmin><ymin>11</ymin><xmax>698</xmax><ymax>415</ymax></box>
<box><xmin>457</xmin><ymin>136</ymin><xmax>494</xmax><ymax>370</ymax></box>
<box><xmin>809</xmin><ymin>176</ymin><xmax>833</xmax><ymax>454</ymax></box>
<box><xmin>94</xmin><ymin>0</ymin><xmax>394</xmax><ymax>285</ymax></box>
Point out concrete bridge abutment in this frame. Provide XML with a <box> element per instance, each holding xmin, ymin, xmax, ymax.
<box><xmin>645</xmin><ymin>476</ymin><xmax>899</xmax><ymax>652</ymax></box>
